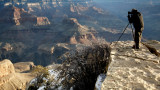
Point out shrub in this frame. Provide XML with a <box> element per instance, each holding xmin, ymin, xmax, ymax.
<box><xmin>28</xmin><ymin>65</ymin><xmax>49</xmax><ymax>90</ymax></box>
<box><xmin>50</xmin><ymin>38</ymin><xmax>111</xmax><ymax>90</ymax></box>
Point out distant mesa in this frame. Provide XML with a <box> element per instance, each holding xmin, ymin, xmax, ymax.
<box><xmin>0</xmin><ymin>6</ymin><xmax>50</xmax><ymax>26</ymax></box>
<box><xmin>62</xmin><ymin>18</ymin><xmax>96</xmax><ymax>44</ymax></box>
<box><xmin>0</xmin><ymin>0</ymin><xmax>93</xmax><ymax>3</ymax></box>
<box><xmin>36</xmin><ymin>17</ymin><xmax>50</xmax><ymax>26</ymax></box>
<box><xmin>63</xmin><ymin>18</ymin><xmax>81</xmax><ymax>27</ymax></box>
<box><xmin>0</xmin><ymin>0</ymin><xmax>93</xmax><ymax>7</ymax></box>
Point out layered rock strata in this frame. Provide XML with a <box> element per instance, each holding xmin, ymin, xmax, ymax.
<box><xmin>0</xmin><ymin>59</ymin><xmax>36</xmax><ymax>90</ymax></box>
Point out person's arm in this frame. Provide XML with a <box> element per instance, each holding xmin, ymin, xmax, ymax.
<box><xmin>128</xmin><ymin>12</ymin><xmax>133</xmax><ymax>23</ymax></box>
<box><xmin>138</xmin><ymin>13</ymin><xmax>144</xmax><ymax>30</ymax></box>
<box><xmin>128</xmin><ymin>15</ymin><xmax>133</xmax><ymax>23</ymax></box>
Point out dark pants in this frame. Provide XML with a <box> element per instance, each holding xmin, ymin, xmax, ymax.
<box><xmin>134</xmin><ymin>28</ymin><xmax>142</xmax><ymax>49</ymax></box>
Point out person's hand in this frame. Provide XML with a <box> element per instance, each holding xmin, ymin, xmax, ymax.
<box><xmin>127</xmin><ymin>14</ymin><xmax>130</xmax><ymax>18</ymax></box>
<box><xmin>128</xmin><ymin>15</ymin><xmax>132</xmax><ymax>23</ymax></box>
<box><xmin>128</xmin><ymin>11</ymin><xmax>132</xmax><ymax>14</ymax></box>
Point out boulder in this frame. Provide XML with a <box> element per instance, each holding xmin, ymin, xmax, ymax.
<box><xmin>13</xmin><ymin>62</ymin><xmax>35</xmax><ymax>73</ymax></box>
<box><xmin>0</xmin><ymin>59</ymin><xmax>36</xmax><ymax>90</ymax></box>
<box><xmin>0</xmin><ymin>59</ymin><xmax>15</xmax><ymax>78</ymax></box>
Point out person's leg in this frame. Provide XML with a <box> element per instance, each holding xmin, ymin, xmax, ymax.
<box><xmin>134</xmin><ymin>30</ymin><xmax>140</xmax><ymax>49</ymax></box>
<box><xmin>132</xmin><ymin>31</ymin><xmax>136</xmax><ymax>49</ymax></box>
<box><xmin>135</xmin><ymin>33</ymin><xmax>139</xmax><ymax>49</ymax></box>
<box><xmin>135</xmin><ymin>31</ymin><xmax>143</xmax><ymax>49</ymax></box>
<box><xmin>138</xmin><ymin>31</ymin><xmax>142</xmax><ymax>48</ymax></box>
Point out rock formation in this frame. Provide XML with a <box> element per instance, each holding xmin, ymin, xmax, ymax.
<box><xmin>0</xmin><ymin>59</ymin><xmax>15</xmax><ymax>79</ymax></box>
<box><xmin>62</xmin><ymin>18</ymin><xmax>96</xmax><ymax>44</ymax></box>
<box><xmin>0</xmin><ymin>59</ymin><xmax>36</xmax><ymax>90</ymax></box>
<box><xmin>28</xmin><ymin>39</ymin><xmax>111</xmax><ymax>90</ymax></box>
<box><xmin>36</xmin><ymin>17</ymin><xmax>50</xmax><ymax>26</ymax></box>
<box><xmin>0</xmin><ymin>17</ymin><xmax>97</xmax><ymax>66</ymax></box>
<box><xmin>0</xmin><ymin>0</ymin><xmax>159</xmax><ymax>90</ymax></box>
<box><xmin>0</xmin><ymin>6</ymin><xmax>50</xmax><ymax>26</ymax></box>
<box><xmin>13</xmin><ymin>62</ymin><xmax>35</xmax><ymax>73</ymax></box>
<box><xmin>0</xmin><ymin>0</ymin><xmax>127</xmax><ymax>67</ymax></box>
<box><xmin>101</xmin><ymin>40</ymin><xmax>160</xmax><ymax>90</ymax></box>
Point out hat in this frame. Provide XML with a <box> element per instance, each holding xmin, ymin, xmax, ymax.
<box><xmin>131</xmin><ymin>8</ymin><xmax>138</xmax><ymax>12</ymax></box>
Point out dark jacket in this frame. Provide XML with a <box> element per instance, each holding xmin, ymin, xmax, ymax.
<box><xmin>128</xmin><ymin>12</ymin><xmax>144</xmax><ymax>32</ymax></box>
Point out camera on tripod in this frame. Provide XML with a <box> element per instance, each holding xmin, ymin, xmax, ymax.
<box><xmin>128</xmin><ymin>11</ymin><xmax>132</xmax><ymax>17</ymax></box>
<box><xmin>127</xmin><ymin>11</ymin><xmax>132</xmax><ymax>23</ymax></box>
<box><xmin>128</xmin><ymin>11</ymin><xmax>133</xmax><ymax>15</ymax></box>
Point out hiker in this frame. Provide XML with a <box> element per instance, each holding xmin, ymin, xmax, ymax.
<box><xmin>128</xmin><ymin>9</ymin><xmax>144</xmax><ymax>49</ymax></box>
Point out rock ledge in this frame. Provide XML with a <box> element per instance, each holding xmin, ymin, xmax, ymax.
<box><xmin>102</xmin><ymin>41</ymin><xmax>160</xmax><ymax>90</ymax></box>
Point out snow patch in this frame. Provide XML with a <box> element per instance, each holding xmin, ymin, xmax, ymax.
<box><xmin>38</xmin><ymin>86</ymin><xmax>46</xmax><ymax>90</ymax></box>
<box><xmin>95</xmin><ymin>74</ymin><xmax>106</xmax><ymax>90</ymax></box>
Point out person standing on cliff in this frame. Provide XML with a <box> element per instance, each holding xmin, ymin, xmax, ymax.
<box><xmin>128</xmin><ymin>9</ymin><xmax>144</xmax><ymax>49</ymax></box>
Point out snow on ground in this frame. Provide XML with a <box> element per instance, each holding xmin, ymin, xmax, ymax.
<box><xmin>95</xmin><ymin>74</ymin><xmax>106</xmax><ymax>90</ymax></box>
<box><xmin>48</xmin><ymin>69</ymin><xmax>60</xmax><ymax>80</ymax></box>
<box><xmin>38</xmin><ymin>86</ymin><xmax>46</xmax><ymax>90</ymax></box>
<box><xmin>29</xmin><ymin>61</ymin><xmax>109</xmax><ymax>90</ymax></box>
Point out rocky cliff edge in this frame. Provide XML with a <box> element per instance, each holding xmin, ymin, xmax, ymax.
<box><xmin>102</xmin><ymin>40</ymin><xmax>160</xmax><ymax>90</ymax></box>
<box><xmin>0</xmin><ymin>59</ymin><xmax>36</xmax><ymax>90</ymax></box>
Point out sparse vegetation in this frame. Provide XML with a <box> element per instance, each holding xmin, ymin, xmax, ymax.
<box><xmin>31</xmin><ymin>65</ymin><xmax>49</xmax><ymax>78</ymax></box>
<box><xmin>50</xmin><ymin>38</ymin><xmax>111</xmax><ymax>90</ymax></box>
<box><xmin>27</xmin><ymin>38</ymin><xmax>111</xmax><ymax>90</ymax></box>
<box><xmin>28</xmin><ymin>65</ymin><xmax>49</xmax><ymax>90</ymax></box>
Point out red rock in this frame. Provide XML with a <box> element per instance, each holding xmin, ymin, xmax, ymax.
<box><xmin>36</xmin><ymin>17</ymin><xmax>50</xmax><ymax>25</ymax></box>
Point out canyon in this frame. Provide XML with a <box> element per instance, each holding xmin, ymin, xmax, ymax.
<box><xmin>0</xmin><ymin>0</ymin><xmax>160</xmax><ymax>90</ymax></box>
<box><xmin>0</xmin><ymin>0</ymin><xmax>127</xmax><ymax>66</ymax></box>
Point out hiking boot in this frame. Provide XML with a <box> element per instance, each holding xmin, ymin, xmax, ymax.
<box><xmin>132</xmin><ymin>45</ymin><xmax>140</xmax><ymax>49</ymax></box>
<box><xmin>132</xmin><ymin>45</ymin><xmax>136</xmax><ymax>49</ymax></box>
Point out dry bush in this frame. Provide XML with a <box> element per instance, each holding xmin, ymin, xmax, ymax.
<box><xmin>50</xmin><ymin>38</ymin><xmax>111</xmax><ymax>90</ymax></box>
<box><xmin>31</xmin><ymin>65</ymin><xmax>49</xmax><ymax>78</ymax></box>
<box><xmin>27</xmin><ymin>38</ymin><xmax>111</xmax><ymax>90</ymax></box>
<box><xmin>28</xmin><ymin>65</ymin><xmax>49</xmax><ymax>90</ymax></box>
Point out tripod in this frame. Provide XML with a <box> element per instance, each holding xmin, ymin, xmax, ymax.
<box><xmin>114</xmin><ymin>23</ymin><xmax>134</xmax><ymax>45</ymax></box>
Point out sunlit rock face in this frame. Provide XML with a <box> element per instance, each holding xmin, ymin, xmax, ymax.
<box><xmin>0</xmin><ymin>6</ymin><xmax>35</xmax><ymax>25</ymax></box>
<box><xmin>36</xmin><ymin>17</ymin><xmax>50</xmax><ymax>25</ymax></box>
<box><xmin>0</xmin><ymin>6</ymin><xmax>50</xmax><ymax>26</ymax></box>
<box><xmin>0</xmin><ymin>59</ymin><xmax>15</xmax><ymax>78</ymax></box>
<box><xmin>0</xmin><ymin>59</ymin><xmax>36</xmax><ymax>90</ymax></box>
<box><xmin>13</xmin><ymin>62</ymin><xmax>35</xmax><ymax>73</ymax></box>
<box><xmin>62</xmin><ymin>18</ymin><xmax>96</xmax><ymax>44</ymax></box>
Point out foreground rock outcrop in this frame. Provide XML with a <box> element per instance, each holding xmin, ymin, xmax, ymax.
<box><xmin>0</xmin><ymin>59</ymin><xmax>36</xmax><ymax>90</ymax></box>
<box><xmin>13</xmin><ymin>62</ymin><xmax>35</xmax><ymax>73</ymax></box>
<box><xmin>28</xmin><ymin>39</ymin><xmax>111</xmax><ymax>90</ymax></box>
<box><xmin>0</xmin><ymin>60</ymin><xmax>15</xmax><ymax>78</ymax></box>
<box><xmin>102</xmin><ymin>40</ymin><xmax>160</xmax><ymax>90</ymax></box>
